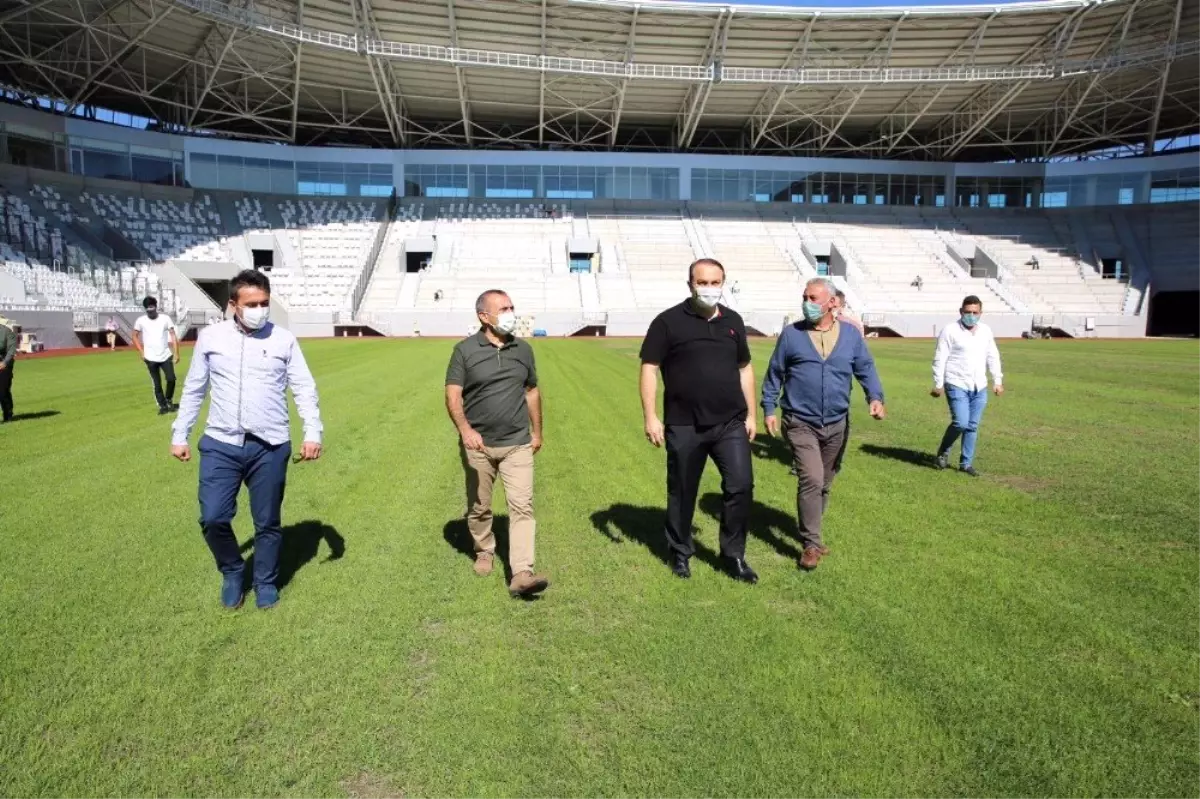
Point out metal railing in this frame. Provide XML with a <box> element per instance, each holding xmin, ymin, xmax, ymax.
<box><xmin>172</xmin><ymin>0</ymin><xmax>1198</xmax><ymax>87</ymax></box>
<box><xmin>350</xmin><ymin>192</ymin><xmax>398</xmax><ymax>318</ymax></box>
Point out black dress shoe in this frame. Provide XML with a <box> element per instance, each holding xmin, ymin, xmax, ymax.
<box><xmin>722</xmin><ymin>555</ymin><xmax>759</xmax><ymax>585</ymax></box>
<box><xmin>670</xmin><ymin>553</ymin><xmax>691</xmax><ymax>579</ymax></box>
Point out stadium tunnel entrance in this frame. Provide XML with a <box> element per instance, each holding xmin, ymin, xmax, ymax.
<box><xmin>1146</xmin><ymin>291</ymin><xmax>1199</xmax><ymax>337</ymax></box>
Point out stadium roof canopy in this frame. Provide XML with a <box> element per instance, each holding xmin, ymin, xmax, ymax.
<box><xmin>0</xmin><ymin>0</ymin><xmax>1196</xmax><ymax>160</ymax></box>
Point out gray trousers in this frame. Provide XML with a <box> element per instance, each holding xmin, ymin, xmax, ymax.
<box><xmin>783</xmin><ymin>415</ymin><xmax>848</xmax><ymax>550</ymax></box>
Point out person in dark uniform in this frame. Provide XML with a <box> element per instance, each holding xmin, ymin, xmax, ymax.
<box><xmin>0</xmin><ymin>316</ymin><xmax>16</xmax><ymax>423</ymax></box>
<box><xmin>639</xmin><ymin>258</ymin><xmax>758</xmax><ymax>584</ymax></box>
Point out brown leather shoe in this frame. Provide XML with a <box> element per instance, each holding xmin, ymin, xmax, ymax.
<box><xmin>817</xmin><ymin>545</ymin><xmax>830</xmax><ymax>556</ymax></box>
<box><xmin>800</xmin><ymin>547</ymin><xmax>823</xmax><ymax>570</ymax></box>
<box><xmin>473</xmin><ymin>552</ymin><xmax>494</xmax><ymax>577</ymax></box>
<box><xmin>508</xmin><ymin>570</ymin><xmax>549</xmax><ymax>597</ymax></box>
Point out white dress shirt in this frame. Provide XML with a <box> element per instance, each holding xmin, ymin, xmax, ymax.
<box><xmin>172</xmin><ymin>319</ymin><xmax>322</xmax><ymax>447</ymax></box>
<box><xmin>932</xmin><ymin>319</ymin><xmax>1003</xmax><ymax>391</ymax></box>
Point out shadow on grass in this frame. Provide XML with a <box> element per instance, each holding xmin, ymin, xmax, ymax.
<box><xmin>442</xmin><ymin>515</ymin><xmax>513</xmax><ymax>581</ymax></box>
<box><xmin>751</xmin><ymin>433</ymin><xmax>795</xmax><ymax>472</ymax></box>
<box><xmin>6</xmin><ymin>410</ymin><xmax>61</xmax><ymax>422</ymax></box>
<box><xmin>443</xmin><ymin>516</ymin><xmax>544</xmax><ymax>602</ymax></box>
<box><xmin>240</xmin><ymin>520</ymin><xmax>345</xmax><ymax>590</ymax></box>
<box><xmin>698</xmin><ymin>493</ymin><xmax>804</xmax><ymax>563</ymax></box>
<box><xmin>859</xmin><ymin>443</ymin><xmax>938</xmax><ymax>469</ymax></box>
<box><xmin>589</xmin><ymin>503</ymin><xmax>721</xmax><ymax>573</ymax></box>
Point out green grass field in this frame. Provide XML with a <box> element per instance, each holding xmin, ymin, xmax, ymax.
<box><xmin>1</xmin><ymin>336</ymin><xmax>1197</xmax><ymax>798</ymax></box>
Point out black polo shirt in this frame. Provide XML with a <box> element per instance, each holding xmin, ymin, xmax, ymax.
<box><xmin>639</xmin><ymin>300</ymin><xmax>751</xmax><ymax>427</ymax></box>
<box><xmin>446</xmin><ymin>331</ymin><xmax>538</xmax><ymax>447</ymax></box>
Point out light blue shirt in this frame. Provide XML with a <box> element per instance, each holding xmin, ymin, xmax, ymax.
<box><xmin>172</xmin><ymin>319</ymin><xmax>322</xmax><ymax>448</ymax></box>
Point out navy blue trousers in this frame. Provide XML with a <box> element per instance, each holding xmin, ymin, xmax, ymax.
<box><xmin>198</xmin><ymin>434</ymin><xmax>291</xmax><ymax>588</ymax></box>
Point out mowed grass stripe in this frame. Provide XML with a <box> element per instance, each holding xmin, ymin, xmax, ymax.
<box><xmin>0</xmin><ymin>338</ymin><xmax>1196</xmax><ymax>798</ymax></box>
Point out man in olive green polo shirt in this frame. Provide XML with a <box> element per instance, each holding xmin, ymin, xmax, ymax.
<box><xmin>445</xmin><ymin>289</ymin><xmax>549</xmax><ymax>598</ymax></box>
<box><xmin>0</xmin><ymin>316</ymin><xmax>17</xmax><ymax>423</ymax></box>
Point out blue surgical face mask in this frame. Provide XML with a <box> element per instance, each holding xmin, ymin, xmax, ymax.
<box><xmin>802</xmin><ymin>301</ymin><xmax>825</xmax><ymax>322</ymax></box>
<box><xmin>961</xmin><ymin>312</ymin><xmax>979</xmax><ymax>328</ymax></box>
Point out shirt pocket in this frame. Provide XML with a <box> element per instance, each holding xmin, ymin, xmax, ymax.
<box><xmin>247</xmin><ymin>348</ymin><xmax>287</xmax><ymax>381</ymax></box>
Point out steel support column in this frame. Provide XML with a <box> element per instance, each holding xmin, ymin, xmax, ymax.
<box><xmin>1145</xmin><ymin>0</ymin><xmax>1184</xmax><ymax>153</ymax></box>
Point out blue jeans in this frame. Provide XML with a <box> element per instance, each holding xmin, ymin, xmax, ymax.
<box><xmin>938</xmin><ymin>384</ymin><xmax>989</xmax><ymax>468</ymax></box>
<box><xmin>198</xmin><ymin>434</ymin><xmax>291</xmax><ymax>588</ymax></box>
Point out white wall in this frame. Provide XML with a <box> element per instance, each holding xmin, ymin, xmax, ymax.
<box><xmin>0</xmin><ymin>272</ymin><xmax>27</xmax><ymax>302</ymax></box>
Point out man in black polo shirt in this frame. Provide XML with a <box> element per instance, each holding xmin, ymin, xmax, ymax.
<box><xmin>445</xmin><ymin>289</ymin><xmax>549</xmax><ymax>598</ymax></box>
<box><xmin>639</xmin><ymin>258</ymin><xmax>758</xmax><ymax>584</ymax></box>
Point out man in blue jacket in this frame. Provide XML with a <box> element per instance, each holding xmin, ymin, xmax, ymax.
<box><xmin>762</xmin><ymin>278</ymin><xmax>886</xmax><ymax>571</ymax></box>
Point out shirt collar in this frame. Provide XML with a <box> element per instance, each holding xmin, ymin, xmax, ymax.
<box><xmin>232</xmin><ymin>319</ymin><xmax>271</xmax><ymax>339</ymax></box>
<box><xmin>682</xmin><ymin>300</ymin><xmax>721</xmax><ymax>321</ymax></box>
<box><xmin>476</xmin><ymin>329</ymin><xmax>514</xmax><ymax>349</ymax></box>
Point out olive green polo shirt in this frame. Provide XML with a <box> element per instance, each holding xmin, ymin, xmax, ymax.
<box><xmin>445</xmin><ymin>331</ymin><xmax>538</xmax><ymax>447</ymax></box>
<box><xmin>0</xmin><ymin>324</ymin><xmax>16</xmax><ymax>368</ymax></box>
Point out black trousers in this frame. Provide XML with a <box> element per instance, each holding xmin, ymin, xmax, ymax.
<box><xmin>145</xmin><ymin>359</ymin><xmax>176</xmax><ymax>409</ymax></box>
<box><xmin>664</xmin><ymin>417</ymin><xmax>753</xmax><ymax>559</ymax></box>
<box><xmin>0</xmin><ymin>363</ymin><xmax>12</xmax><ymax>420</ymax></box>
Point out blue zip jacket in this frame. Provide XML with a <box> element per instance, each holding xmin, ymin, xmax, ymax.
<box><xmin>761</xmin><ymin>320</ymin><xmax>885</xmax><ymax>426</ymax></box>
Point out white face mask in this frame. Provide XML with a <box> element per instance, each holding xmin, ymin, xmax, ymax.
<box><xmin>239</xmin><ymin>305</ymin><xmax>270</xmax><ymax>330</ymax></box>
<box><xmin>493</xmin><ymin>311</ymin><xmax>517</xmax><ymax>335</ymax></box>
<box><xmin>694</xmin><ymin>286</ymin><xmax>723</xmax><ymax>308</ymax></box>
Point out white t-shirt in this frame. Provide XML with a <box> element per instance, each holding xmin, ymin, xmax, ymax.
<box><xmin>134</xmin><ymin>314</ymin><xmax>175</xmax><ymax>363</ymax></box>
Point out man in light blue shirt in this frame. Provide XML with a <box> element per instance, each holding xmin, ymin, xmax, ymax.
<box><xmin>171</xmin><ymin>269</ymin><xmax>323</xmax><ymax>610</ymax></box>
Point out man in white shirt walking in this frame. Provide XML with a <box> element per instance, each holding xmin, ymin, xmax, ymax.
<box><xmin>171</xmin><ymin>269</ymin><xmax>323</xmax><ymax>610</ymax></box>
<box><xmin>931</xmin><ymin>295</ymin><xmax>1004</xmax><ymax>477</ymax></box>
<box><xmin>133</xmin><ymin>297</ymin><xmax>180</xmax><ymax>415</ymax></box>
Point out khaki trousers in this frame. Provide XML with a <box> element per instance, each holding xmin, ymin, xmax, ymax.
<box><xmin>463</xmin><ymin>443</ymin><xmax>536</xmax><ymax>574</ymax></box>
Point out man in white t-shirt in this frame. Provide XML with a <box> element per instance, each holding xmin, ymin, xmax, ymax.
<box><xmin>931</xmin><ymin>294</ymin><xmax>1004</xmax><ymax>477</ymax></box>
<box><xmin>133</xmin><ymin>296</ymin><xmax>181</xmax><ymax>415</ymax></box>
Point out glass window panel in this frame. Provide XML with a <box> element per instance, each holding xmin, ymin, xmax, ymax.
<box><xmin>244</xmin><ymin>163</ymin><xmax>271</xmax><ymax>193</ymax></box>
<box><xmin>189</xmin><ymin>156</ymin><xmax>218</xmax><ymax>189</ymax></box>
<box><xmin>217</xmin><ymin>155</ymin><xmax>243</xmax><ymax>190</ymax></box>
<box><xmin>73</xmin><ymin>136</ymin><xmax>126</xmax><ymax>153</ymax></box>
<box><xmin>83</xmin><ymin>148</ymin><xmax>130</xmax><ymax>180</ymax></box>
<box><xmin>129</xmin><ymin>144</ymin><xmax>176</xmax><ymax>159</ymax></box>
<box><xmin>6</xmin><ymin>134</ymin><xmax>58</xmax><ymax>171</ymax></box>
<box><xmin>270</xmin><ymin>161</ymin><xmax>295</xmax><ymax>194</ymax></box>
<box><xmin>131</xmin><ymin>155</ymin><xmax>173</xmax><ymax>185</ymax></box>
<box><xmin>8</xmin><ymin>122</ymin><xmax>54</xmax><ymax>141</ymax></box>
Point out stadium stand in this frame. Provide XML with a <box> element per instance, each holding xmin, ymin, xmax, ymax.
<box><xmin>269</xmin><ymin>199</ymin><xmax>386</xmax><ymax>313</ymax></box>
<box><xmin>5</xmin><ymin>164</ymin><xmax>1196</xmax><ymax>342</ymax></box>
<box><xmin>75</xmin><ymin>189</ymin><xmax>229</xmax><ymax>263</ymax></box>
<box><xmin>412</xmin><ymin>202</ymin><xmax>575</xmax><ymax>314</ymax></box>
<box><xmin>0</xmin><ymin>0</ymin><xmax>1195</xmax><ymax>342</ymax></box>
